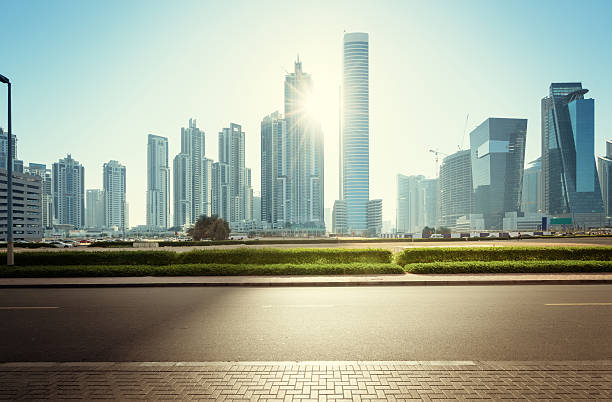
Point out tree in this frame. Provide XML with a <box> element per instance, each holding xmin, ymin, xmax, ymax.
<box><xmin>187</xmin><ymin>215</ymin><xmax>230</xmax><ymax>241</ymax></box>
<box><xmin>436</xmin><ymin>226</ymin><xmax>451</xmax><ymax>234</ymax></box>
<box><xmin>422</xmin><ymin>226</ymin><xmax>434</xmax><ymax>236</ymax></box>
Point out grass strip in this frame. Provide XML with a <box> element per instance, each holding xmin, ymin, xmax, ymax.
<box><xmin>396</xmin><ymin>246</ymin><xmax>612</xmax><ymax>266</ymax></box>
<box><xmin>0</xmin><ymin>263</ymin><xmax>403</xmax><ymax>277</ymax></box>
<box><xmin>403</xmin><ymin>260</ymin><xmax>612</xmax><ymax>274</ymax></box>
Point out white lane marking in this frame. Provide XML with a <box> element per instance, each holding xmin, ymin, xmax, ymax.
<box><xmin>545</xmin><ymin>303</ymin><xmax>612</xmax><ymax>306</ymax></box>
<box><xmin>0</xmin><ymin>306</ymin><xmax>60</xmax><ymax>310</ymax></box>
<box><xmin>262</xmin><ymin>305</ymin><xmax>335</xmax><ymax>308</ymax></box>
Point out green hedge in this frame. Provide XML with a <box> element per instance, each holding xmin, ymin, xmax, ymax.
<box><xmin>0</xmin><ymin>248</ymin><xmax>393</xmax><ymax>266</ymax></box>
<box><xmin>404</xmin><ymin>260</ymin><xmax>612</xmax><ymax>274</ymax></box>
<box><xmin>0</xmin><ymin>263</ymin><xmax>403</xmax><ymax>277</ymax></box>
<box><xmin>395</xmin><ymin>246</ymin><xmax>612</xmax><ymax>266</ymax></box>
<box><xmin>89</xmin><ymin>241</ymin><xmax>134</xmax><ymax>248</ymax></box>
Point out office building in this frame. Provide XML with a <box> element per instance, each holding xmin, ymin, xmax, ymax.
<box><xmin>86</xmin><ymin>189</ymin><xmax>105</xmax><ymax>229</ymax></box>
<box><xmin>284</xmin><ymin>59</ymin><xmax>325</xmax><ymax>228</ymax></box>
<box><xmin>0</xmin><ymin>169</ymin><xmax>42</xmax><ymax>241</ymax></box>
<box><xmin>146</xmin><ymin>134</ymin><xmax>170</xmax><ymax>229</ymax></box>
<box><xmin>438</xmin><ymin>150</ymin><xmax>472</xmax><ymax>229</ymax></box>
<box><xmin>53</xmin><ymin>154</ymin><xmax>85</xmax><ymax>228</ymax></box>
<box><xmin>332</xmin><ymin>199</ymin><xmax>347</xmax><ymax>234</ymax></box>
<box><xmin>421</xmin><ymin>178</ymin><xmax>439</xmax><ymax>229</ymax></box>
<box><xmin>342</xmin><ymin>32</ymin><xmax>369</xmax><ymax>234</ymax></box>
<box><xmin>25</xmin><ymin>163</ymin><xmax>53</xmax><ymax>228</ymax></box>
<box><xmin>541</xmin><ymin>83</ymin><xmax>604</xmax><ymax>227</ymax></box>
<box><xmin>260</xmin><ymin>111</ymin><xmax>289</xmax><ymax>227</ymax></box>
<box><xmin>366</xmin><ymin>199</ymin><xmax>382</xmax><ymax>236</ymax></box>
<box><xmin>597</xmin><ymin>140</ymin><xmax>612</xmax><ymax>219</ymax></box>
<box><xmin>173</xmin><ymin>119</ymin><xmax>210</xmax><ymax>227</ymax></box>
<box><xmin>0</xmin><ymin>127</ymin><xmax>16</xmax><ymax>171</ymax></box>
<box><xmin>522</xmin><ymin>157</ymin><xmax>542</xmax><ymax>214</ymax></box>
<box><xmin>470</xmin><ymin>117</ymin><xmax>527</xmax><ymax>230</ymax></box>
<box><xmin>103</xmin><ymin>160</ymin><xmax>126</xmax><ymax>230</ymax></box>
<box><xmin>252</xmin><ymin>195</ymin><xmax>261</xmax><ymax>223</ymax></box>
<box><xmin>397</xmin><ymin>174</ymin><xmax>424</xmax><ymax>233</ymax></box>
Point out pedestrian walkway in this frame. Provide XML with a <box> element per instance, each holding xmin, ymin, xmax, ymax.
<box><xmin>1</xmin><ymin>272</ymin><xmax>612</xmax><ymax>288</ymax></box>
<box><xmin>1</xmin><ymin>361</ymin><xmax>610</xmax><ymax>400</ymax></box>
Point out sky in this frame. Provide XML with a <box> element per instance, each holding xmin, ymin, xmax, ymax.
<box><xmin>2</xmin><ymin>0</ymin><xmax>612</xmax><ymax>227</ymax></box>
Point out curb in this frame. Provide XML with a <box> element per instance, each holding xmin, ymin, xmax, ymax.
<box><xmin>1</xmin><ymin>278</ymin><xmax>611</xmax><ymax>288</ymax></box>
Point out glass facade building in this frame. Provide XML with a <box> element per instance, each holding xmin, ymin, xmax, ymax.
<box><xmin>541</xmin><ymin>83</ymin><xmax>603</xmax><ymax>221</ymax></box>
<box><xmin>438</xmin><ymin>150</ymin><xmax>472</xmax><ymax>229</ymax></box>
<box><xmin>469</xmin><ymin>118</ymin><xmax>527</xmax><ymax>230</ymax></box>
<box><xmin>342</xmin><ymin>32</ymin><xmax>369</xmax><ymax>234</ymax></box>
<box><xmin>597</xmin><ymin>140</ymin><xmax>612</xmax><ymax>218</ymax></box>
<box><xmin>521</xmin><ymin>157</ymin><xmax>542</xmax><ymax>214</ymax></box>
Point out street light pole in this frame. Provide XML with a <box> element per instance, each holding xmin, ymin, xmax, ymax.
<box><xmin>0</xmin><ymin>74</ymin><xmax>13</xmax><ymax>266</ymax></box>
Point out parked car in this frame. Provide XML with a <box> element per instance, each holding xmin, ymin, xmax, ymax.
<box><xmin>430</xmin><ymin>234</ymin><xmax>444</xmax><ymax>239</ymax></box>
<box><xmin>48</xmin><ymin>241</ymin><xmax>71</xmax><ymax>248</ymax></box>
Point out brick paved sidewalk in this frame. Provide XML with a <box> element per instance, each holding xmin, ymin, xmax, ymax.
<box><xmin>2</xmin><ymin>272</ymin><xmax>612</xmax><ymax>288</ymax></box>
<box><xmin>1</xmin><ymin>361</ymin><xmax>611</xmax><ymax>400</ymax></box>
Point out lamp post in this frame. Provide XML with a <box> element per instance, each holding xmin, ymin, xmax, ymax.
<box><xmin>0</xmin><ymin>74</ymin><xmax>13</xmax><ymax>266</ymax></box>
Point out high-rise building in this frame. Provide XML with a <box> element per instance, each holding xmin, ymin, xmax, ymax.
<box><xmin>421</xmin><ymin>178</ymin><xmax>439</xmax><ymax>229</ymax></box>
<box><xmin>522</xmin><ymin>157</ymin><xmax>542</xmax><ymax>214</ymax></box>
<box><xmin>252</xmin><ymin>195</ymin><xmax>261</xmax><ymax>223</ymax></box>
<box><xmin>332</xmin><ymin>199</ymin><xmax>347</xmax><ymax>234</ymax></box>
<box><xmin>597</xmin><ymin>140</ymin><xmax>612</xmax><ymax>218</ymax></box>
<box><xmin>0</xmin><ymin>127</ymin><xmax>16</xmax><ymax>171</ymax></box>
<box><xmin>438</xmin><ymin>150</ymin><xmax>472</xmax><ymax>229</ymax></box>
<box><xmin>397</xmin><ymin>174</ymin><xmax>424</xmax><ymax>233</ymax></box>
<box><xmin>284</xmin><ymin>58</ymin><xmax>325</xmax><ymax>228</ymax></box>
<box><xmin>53</xmin><ymin>154</ymin><xmax>85</xmax><ymax>228</ymax></box>
<box><xmin>0</xmin><ymin>169</ymin><xmax>42</xmax><ymax>241</ymax></box>
<box><xmin>86</xmin><ymin>189</ymin><xmax>105</xmax><ymax>229</ymax></box>
<box><xmin>366</xmin><ymin>199</ymin><xmax>382</xmax><ymax>236</ymax></box>
<box><xmin>173</xmin><ymin>119</ymin><xmax>209</xmax><ymax>227</ymax></box>
<box><xmin>342</xmin><ymin>32</ymin><xmax>369</xmax><ymax>234</ymax></box>
<box><xmin>146</xmin><ymin>134</ymin><xmax>170</xmax><ymax>229</ymax></box>
<box><xmin>103</xmin><ymin>160</ymin><xmax>126</xmax><ymax>230</ymax></box>
<box><xmin>469</xmin><ymin>117</ymin><xmax>527</xmax><ymax>230</ymax></box>
<box><xmin>215</xmin><ymin>123</ymin><xmax>252</xmax><ymax>224</ymax></box>
<box><xmin>260</xmin><ymin>111</ymin><xmax>289</xmax><ymax>227</ymax></box>
<box><xmin>25</xmin><ymin>163</ymin><xmax>53</xmax><ymax>229</ymax></box>
<box><xmin>541</xmin><ymin>83</ymin><xmax>603</xmax><ymax>226</ymax></box>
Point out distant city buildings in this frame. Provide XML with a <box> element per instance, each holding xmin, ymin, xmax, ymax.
<box><xmin>103</xmin><ymin>160</ymin><xmax>127</xmax><ymax>230</ymax></box>
<box><xmin>470</xmin><ymin>117</ymin><xmax>527</xmax><ymax>230</ymax></box>
<box><xmin>396</xmin><ymin>175</ymin><xmax>438</xmax><ymax>234</ymax></box>
<box><xmin>25</xmin><ymin>163</ymin><xmax>53</xmax><ymax>229</ymax></box>
<box><xmin>366</xmin><ymin>199</ymin><xmax>382</xmax><ymax>236</ymax></box>
<box><xmin>332</xmin><ymin>199</ymin><xmax>346</xmax><ymax>234</ymax></box>
<box><xmin>86</xmin><ymin>189</ymin><xmax>105</xmax><ymax>229</ymax></box>
<box><xmin>0</xmin><ymin>127</ymin><xmax>16</xmax><ymax>171</ymax></box>
<box><xmin>146</xmin><ymin>134</ymin><xmax>170</xmax><ymax>229</ymax></box>
<box><xmin>597</xmin><ymin>140</ymin><xmax>612</xmax><ymax>219</ymax></box>
<box><xmin>52</xmin><ymin>154</ymin><xmax>85</xmax><ymax>228</ymax></box>
<box><xmin>541</xmin><ymin>83</ymin><xmax>604</xmax><ymax>227</ymax></box>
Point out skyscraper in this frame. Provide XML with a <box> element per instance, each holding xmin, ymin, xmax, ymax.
<box><xmin>541</xmin><ymin>83</ymin><xmax>603</xmax><ymax>226</ymax></box>
<box><xmin>342</xmin><ymin>32</ymin><xmax>369</xmax><ymax>234</ymax></box>
<box><xmin>522</xmin><ymin>157</ymin><xmax>542</xmax><ymax>214</ymax></box>
<box><xmin>260</xmin><ymin>111</ymin><xmax>288</xmax><ymax>227</ymax></box>
<box><xmin>470</xmin><ymin>117</ymin><xmax>527</xmax><ymax>230</ymax></box>
<box><xmin>397</xmin><ymin>174</ymin><xmax>425</xmax><ymax>233</ymax></box>
<box><xmin>146</xmin><ymin>134</ymin><xmax>170</xmax><ymax>229</ymax></box>
<box><xmin>597</xmin><ymin>140</ymin><xmax>612</xmax><ymax>218</ymax></box>
<box><xmin>86</xmin><ymin>189</ymin><xmax>105</xmax><ymax>228</ymax></box>
<box><xmin>103</xmin><ymin>160</ymin><xmax>127</xmax><ymax>230</ymax></box>
<box><xmin>173</xmin><ymin>119</ymin><xmax>210</xmax><ymax>227</ymax></box>
<box><xmin>25</xmin><ymin>163</ymin><xmax>53</xmax><ymax>229</ymax></box>
<box><xmin>438</xmin><ymin>150</ymin><xmax>472</xmax><ymax>229</ymax></box>
<box><xmin>284</xmin><ymin>58</ymin><xmax>325</xmax><ymax>228</ymax></box>
<box><xmin>0</xmin><ymin>127</ymin><xmax>16</xmax><ymax>171</ymax></box>
<box><xmin>421</xmin><ymin>178</ymin><xmax>439</xmax><ymax>229</ymax></box>
<box><xmin>215</xmin><ymin>123</ymin><xmax>252</xmax><ymax>223</ymax></box>
<box><xmin>53</xmin><ymin>154</ymin><xmax>85</xmax><ymax>228</ymax></box>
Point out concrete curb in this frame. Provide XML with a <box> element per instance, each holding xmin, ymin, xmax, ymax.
<box><xmin>1</xmin><ymin>278</ymin><xmax>611</xmax><ymax>288</ymax></box>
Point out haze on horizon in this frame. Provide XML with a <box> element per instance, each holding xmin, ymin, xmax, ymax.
<box><xmin>2</xmin><ymin>0</ymin><xmax>611</xmax><ymax>226</ymax></box>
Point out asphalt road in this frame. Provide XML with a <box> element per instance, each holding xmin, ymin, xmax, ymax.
<box><xmin>1</xmin><ymin>285</ymin><xmax>611</xmax><ymax>362</ymax></box>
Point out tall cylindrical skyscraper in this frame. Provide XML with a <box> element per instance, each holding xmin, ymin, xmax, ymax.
<box><xmin>342</xmin><ymin>32</ymin><xmax>369</xmax><ymax>234</ymax></box>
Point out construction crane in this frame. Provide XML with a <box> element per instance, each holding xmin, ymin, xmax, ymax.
<box><xmin>429</xmin><ymin>149</ymin><xmax>448</xmax><ymax>177</ymax></box>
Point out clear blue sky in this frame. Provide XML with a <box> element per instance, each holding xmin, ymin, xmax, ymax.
<box><xmin>1</xmin><ymin>0</ymin><xmax>611</xmax><ymax>226</ymax></box>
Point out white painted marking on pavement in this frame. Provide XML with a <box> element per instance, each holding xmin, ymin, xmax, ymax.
<box><xmin>545</xmin><ymin>303</ymin><xmax>612</xmax><ymax>306</ymax></box>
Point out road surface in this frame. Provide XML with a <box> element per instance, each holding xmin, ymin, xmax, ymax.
<box><xmin>1</xmin><ymin>285</ymin><xmax>611</xmax><ymax>362</ymax></box>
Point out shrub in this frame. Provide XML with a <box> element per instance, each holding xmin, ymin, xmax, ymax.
<box><xmin>395</xmin><ymin>246</ymin><xmax>612</xmax><ymax>266</ymax></box>
<box><xmin>0</xmin><ymin>263</ymin><xmax>403</xmax><ymax>277</ymax></box>
<box><xmin>0</xmin><ymin>248</ymin><xmax>392</xmax><ymax>266</ymax></box>
<box><xmin>403</xmin><ymin>260</ymin><xmax>612</xmax><ymax>274</ymax></box>
<box><xmin>89</xmin><ymin>241</ymin><xmax>134</xmax><ymax>248</ymax></box>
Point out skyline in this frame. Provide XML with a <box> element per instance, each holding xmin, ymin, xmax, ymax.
<box><xmin>2</xmin><ymin>0</ymin><xmax>612</xmax><ymax>226</ymax></box>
